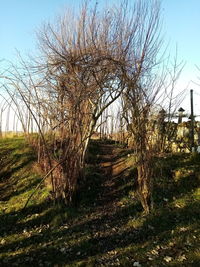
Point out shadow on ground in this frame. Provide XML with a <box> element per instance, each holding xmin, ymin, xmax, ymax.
<box><xmin>0</xmin><ymin>139</ymin><xmax>199</xmax><ymax>266</ymax></box>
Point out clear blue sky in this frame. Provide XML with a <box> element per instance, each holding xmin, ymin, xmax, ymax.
<box><xmin>0</xmin><ymin>0</ymin><xmax>200</xmax><ymax>114</ymax></box>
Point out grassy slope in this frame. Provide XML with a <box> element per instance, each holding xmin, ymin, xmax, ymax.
<box><xmin>0</xmin><ymin>138</ymin><xmax>200</xmax><ymax>266</ymax></box>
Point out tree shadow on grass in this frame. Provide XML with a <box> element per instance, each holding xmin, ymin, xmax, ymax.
<box><xmin>153</xmin><ymin>153</ymin><xmax>200</xmax><ymax>207</ymax></box>
<box><xmin>1</xmin><ymin>142</ymin><xmax>199</xmax><ymax>266</ymax></box>
<box><xmin>0</xmin><ymin>138</ymin><xmax>38</xmax><ymax>204</ymax></box>
<box><xmin>0</xmin><ymin>201</ymin><xmax>141</xmax><ymax>265</ymax></box>
<box><xmin>1</xmin><ymin>199</ymin><xmax>199</xmax><ymax>266</ymax></box>
<box><xmin>0</xmin><ymin>201</ymin><xmax>51</xmax><ymax>235</ymax></box>
<box><xmin>0</xmin><ymin>151</ymin><xmax>35</xmax><ymax>178</ymax></box>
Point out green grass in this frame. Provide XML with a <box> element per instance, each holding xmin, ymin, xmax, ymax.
<box><xmin>0</xmin><ymin>137</ymin><xmax>200</xmax><ymax>266</ymax></box>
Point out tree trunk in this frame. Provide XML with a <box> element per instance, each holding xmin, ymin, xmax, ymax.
<box><xmin>137</xmin><ymin>160</ymin><xmax>153</xmax><ymax>214</ymax></box>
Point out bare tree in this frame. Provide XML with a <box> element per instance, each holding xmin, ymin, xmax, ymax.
<box><xmin>122</xmin><ymin>55</ymin><xmax>184</xmax><ymax>214</ymax></box>
<box><xmin>2</xmin><ymin>0</ymin><xmax>145</xmax><ymax>204</ymax></box>
<box><xmin>2</xmin><ymin>0</ymin><xmax>179</xmax><ymax>211</ymax></box>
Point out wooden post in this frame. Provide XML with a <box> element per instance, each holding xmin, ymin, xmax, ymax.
<box><xmin>190</xmin><ymin>89</ymin><xmax>195</xmax><ymax>151</ymax></box>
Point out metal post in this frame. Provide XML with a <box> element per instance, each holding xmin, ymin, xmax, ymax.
<box><xmin>190</xmin><ymin>89</ymin><xmax>195</xmax><ymax>151</ymax></box>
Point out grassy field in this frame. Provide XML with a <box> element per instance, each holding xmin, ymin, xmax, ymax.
<box><xmin>0</xmin><ymin>137</ymin><xmax>200</xmax><ymax>266</ymax></box>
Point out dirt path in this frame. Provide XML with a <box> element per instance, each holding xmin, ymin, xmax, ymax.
<box><xmin>87</xmin><ymin>142</ymin><xmax>133</xmax><ymax>217</ymax></box>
